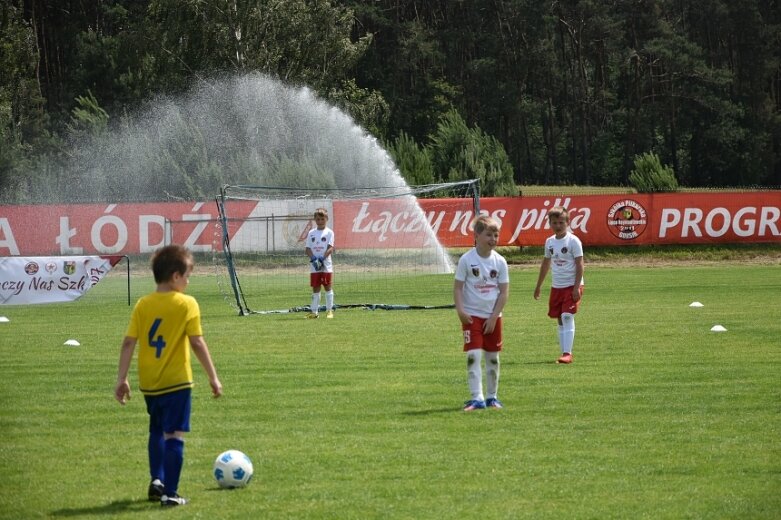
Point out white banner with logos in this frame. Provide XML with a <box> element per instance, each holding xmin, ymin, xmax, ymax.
<box><xmin>0</xmin><ymin>256</ymin><xmax>122</xmax><ymax>305</ymax></box>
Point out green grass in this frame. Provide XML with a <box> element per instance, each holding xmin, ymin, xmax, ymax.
<box><xmin>0</xmin><ymin>263</ymin><xmax>779</xmax><ymax>519</ymax></box>
<box><xmin>518</xmin><ymin>185</ymin><xmax>637</xmax><ymax>196</ymax></box>
<box><xmin>500</xmin><ymin>243</ymin><xmax>781</xmax><ymax>266</ymax></box>
<box><xmin>516</xmin><ymin>185</ymin><xmax>772</xmax><ymax>196</ymax></box>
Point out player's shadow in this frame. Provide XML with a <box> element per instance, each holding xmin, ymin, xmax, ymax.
<box><xmin>50</xmin><ymin>498</ymin><xmax>152</xmax><ymax>517</ymax></box>
<box><xmin>402</xmin><ymin>407</ymin><xmax>461</xmax><ymax>416</ymax></box>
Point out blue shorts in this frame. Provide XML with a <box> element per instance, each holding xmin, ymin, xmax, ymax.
<box><xmin>144</xmin><ymin>388</ymin><xmax>191</xmax><ymax>435</ymax></box>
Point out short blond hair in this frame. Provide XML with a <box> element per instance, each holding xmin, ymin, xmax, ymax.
<box><xmin>473</xmin><ymin>214</ymin><xmax>500</xmax><ymax>234</ymax></box>
<box><xmin>314</xmin><ymin>207</ymin><xmax>328</xmax><ymax>219</ymax></box>
<box><xmin>547</xmin><ymin>206</ymin><xmax>570</xmax><ymax>222</ymax></box>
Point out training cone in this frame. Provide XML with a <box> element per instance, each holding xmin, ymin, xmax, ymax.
<box><xmin>64</xmin><ymin>339</ymin><xmax>81</xmax><ymax>346</ymax></box>
<box><xmin>0</xmin><ymin>316</ymin><xmax>9</xmax><ymax>322</ymax></box>
<box><xmin>689</xmin><ymin>302</ymin><xmax>704</xmax><ymax>307</ymax></box>
<box><xmin>710</xmin><ymin>325</ymin><xmax>727</xmax><ymax>332</ymax></box>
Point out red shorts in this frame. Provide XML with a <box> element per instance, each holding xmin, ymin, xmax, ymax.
<box><xmin>548</xmin><ymin>285</ymin><xmax>583</xmax><ymax>318</ymax></box>
<box><xmin>310</xmin><ymin>272</ymin><xmax>333</xmax><ymax>288</ymax></box>
<box><xmin>462</xmin><ymin>316</ymin><xmax>502</xmax><ymax>352</ymax></box>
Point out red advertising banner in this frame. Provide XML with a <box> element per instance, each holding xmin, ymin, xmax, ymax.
<box><xmin>410</xmin><ymin>192</ymin><xmax>781</xmax><ymax>247</ymax></box>
<box><xmin>0</xmin><ymin>201</ymin><xmax>248</xmax><ymax>256</ymax></box>
<box><xmin>0</xmin><ymin>192</ymin><xmax>778</xmax><ymax>256</ymax></box>
<box><xmin>333</xmin><ymin>192</ymin><xmax>780</xmax><ymax>248</ymax></box>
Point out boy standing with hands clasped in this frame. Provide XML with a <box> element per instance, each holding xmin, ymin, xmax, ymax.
<box><xmin>115</xmin><ymin>245</ymin><xmax>222</xmax><ymax>507</ymax></box>
<box><xmin>534</xmin><ymin>206</ymin><xmax>585</xmax><ymax>364</ymax></box>
<box><xmin>454</xmin><ymin>215</ymin><xmax>510</xmax><ymax>411</ymax></box>
<box><xmin>305</xmin><ymin>207</ymin><xmax>335</xmax><ymax>319</ymax></box>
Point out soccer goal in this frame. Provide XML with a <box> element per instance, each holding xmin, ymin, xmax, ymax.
<box><xmin>214</xmin><ymin>180</ymin><xmax>480</xmax><ymax>315</ymax></box>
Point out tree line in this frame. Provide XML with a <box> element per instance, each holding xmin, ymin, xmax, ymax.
<box><xmin>1</xmin><ymin>0</ymin><xmax>779</xmax><ymax>202</ymax></box>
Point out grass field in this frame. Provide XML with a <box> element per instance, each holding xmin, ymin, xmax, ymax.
<box><xmin>0</xmin><ymin>259</ymin><xmax>779</xmax><ymax>519</ymax></box>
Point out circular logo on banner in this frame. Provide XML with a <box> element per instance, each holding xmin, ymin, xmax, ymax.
<box><xmin>283</xmin><ymin>219</ymin><xmax>311</xmax><ymax>248</ymax></box>
<box><xmin>607</xmin><ymin>199</ymin><xmax>648</xmax><ymax>240</ymax></box>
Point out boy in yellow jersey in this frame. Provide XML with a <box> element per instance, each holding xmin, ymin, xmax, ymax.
<box><xmin>114</xmin><ymin>245</ymin><xmax>222</xmax><ymax>507</ymax></box>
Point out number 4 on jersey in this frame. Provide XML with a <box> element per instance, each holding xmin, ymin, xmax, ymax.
<box><xmin>148</xmin><ymin>318</ymin><xmax>166</xmax><ymax>358</ymax></box>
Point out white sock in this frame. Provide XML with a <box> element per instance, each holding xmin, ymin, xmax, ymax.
<box><xmin>557</xmin><ymin>324</ymin><xmax>564</xmax><ymax>352</ymax></box>
<box><xmin>466</xmin><ymin>350</ymin><xmax>484</xmax><ymax>401</ymax></box>
<box><xmin>484</xmin><ymin>351</ymin><xmax>500</xmax><ymax>399</ymax></box>
<box><xmin>311</xmin><ymin>292</ymin><xmax>321</xmax><ymax>314</ymax></box>
<box><xmin>560</xmin><ymin>313</ymin><xmax>575</xmax><ymax>353</ymax></box>
<box><xmin>325</xmin><ymin>290</ymin><xmax>334</xmax><ymax>311</ymax></box>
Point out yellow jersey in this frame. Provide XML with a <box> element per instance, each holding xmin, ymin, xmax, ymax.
<box><xmin>125</xmin><ymin>291</ymin><xmax>203</xmax><ymax>396</ymax></box>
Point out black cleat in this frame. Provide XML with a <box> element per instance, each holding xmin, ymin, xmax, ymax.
<box><xmin>161</xmin><ymin>493</ymin><xmax>187</xmax><ymax>506</ymax></box>
<box><xmin>148</xmin><ymin>479</ymin><xmax>165</xmax><ymax>501</ymax></box>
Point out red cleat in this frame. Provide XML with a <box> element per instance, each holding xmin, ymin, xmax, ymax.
<box><xmin>557</xmin><ymin>353</ymin><xmax>572</xmax><ymax>364</ymax></box>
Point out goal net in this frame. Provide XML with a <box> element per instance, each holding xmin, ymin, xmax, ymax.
<box><xmin>214</xmin><ymin>180</ymin><xmax>480</xmax><ymax>315</ymax></box>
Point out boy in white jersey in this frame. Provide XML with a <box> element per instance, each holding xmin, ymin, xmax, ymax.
<box><xmin>454</xmin><ymin>215</ymin><xmax>510</xmax><ymax>411</ymax></box>
<box><xmin>305</xmin><ymin>207</ymin><xmax>335</xmax><ymax>319</ymax></box>
<box><xmin>533</xmin><ymin>206</ymin><xmax>585</xmax><ymax>364</ymax></box>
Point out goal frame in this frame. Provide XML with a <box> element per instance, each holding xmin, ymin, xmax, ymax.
<box><xmin>215</xmin><ymin>180</ymin><xmax>480</xmax><ymax>315</ymax></box>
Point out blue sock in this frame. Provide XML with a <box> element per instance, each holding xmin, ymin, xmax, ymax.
<box><xmin>148</xmin><ymin>431</ymin><xmax>164</xmax><ymax>481</ymax></box>
<box><xmin>163</xmin><ymin>438</ymin><xmax>185</xmax><ymax>496</ymax></box>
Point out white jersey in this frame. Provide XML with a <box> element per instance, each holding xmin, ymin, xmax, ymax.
<box><xmin>544</xmin><ymin>231</ymin><xmax>584</xmax><ymax>288</ymax></box>
<box><xmin>455</xmin><ymin>248</ymin><xmax>509</xmax><ymax>319</ymax></box>
<box><xmin>306</xmin><ymin>226</ymin><xmax>334</xmax><ymax>273</ymax></box>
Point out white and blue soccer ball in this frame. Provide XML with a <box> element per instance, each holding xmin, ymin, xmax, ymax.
<box><xmin>213</xmin><ymin>449</ymin><xmax>254</xmax><ymax>488</ymax></box>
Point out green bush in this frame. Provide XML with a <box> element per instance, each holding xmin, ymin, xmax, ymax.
<box><xmin>387</xmin><ymin>130</ymin><xmax>435</xmax><ymax>185</ymax></box>
<box><xmin>429</xmin><ymin>110</ymin><xmax>517</xmax><ymax>196</ymax></box>
<box><xmin>629</xmin><ymin>152</ymin><xmax>679</xmax><ymax>193</ymax></box>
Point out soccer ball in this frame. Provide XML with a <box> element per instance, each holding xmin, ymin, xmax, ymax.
<box><xmin>213</xmin><ymin>449</ymin><xmax>254</xmax><ymax>488</ymax></box>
